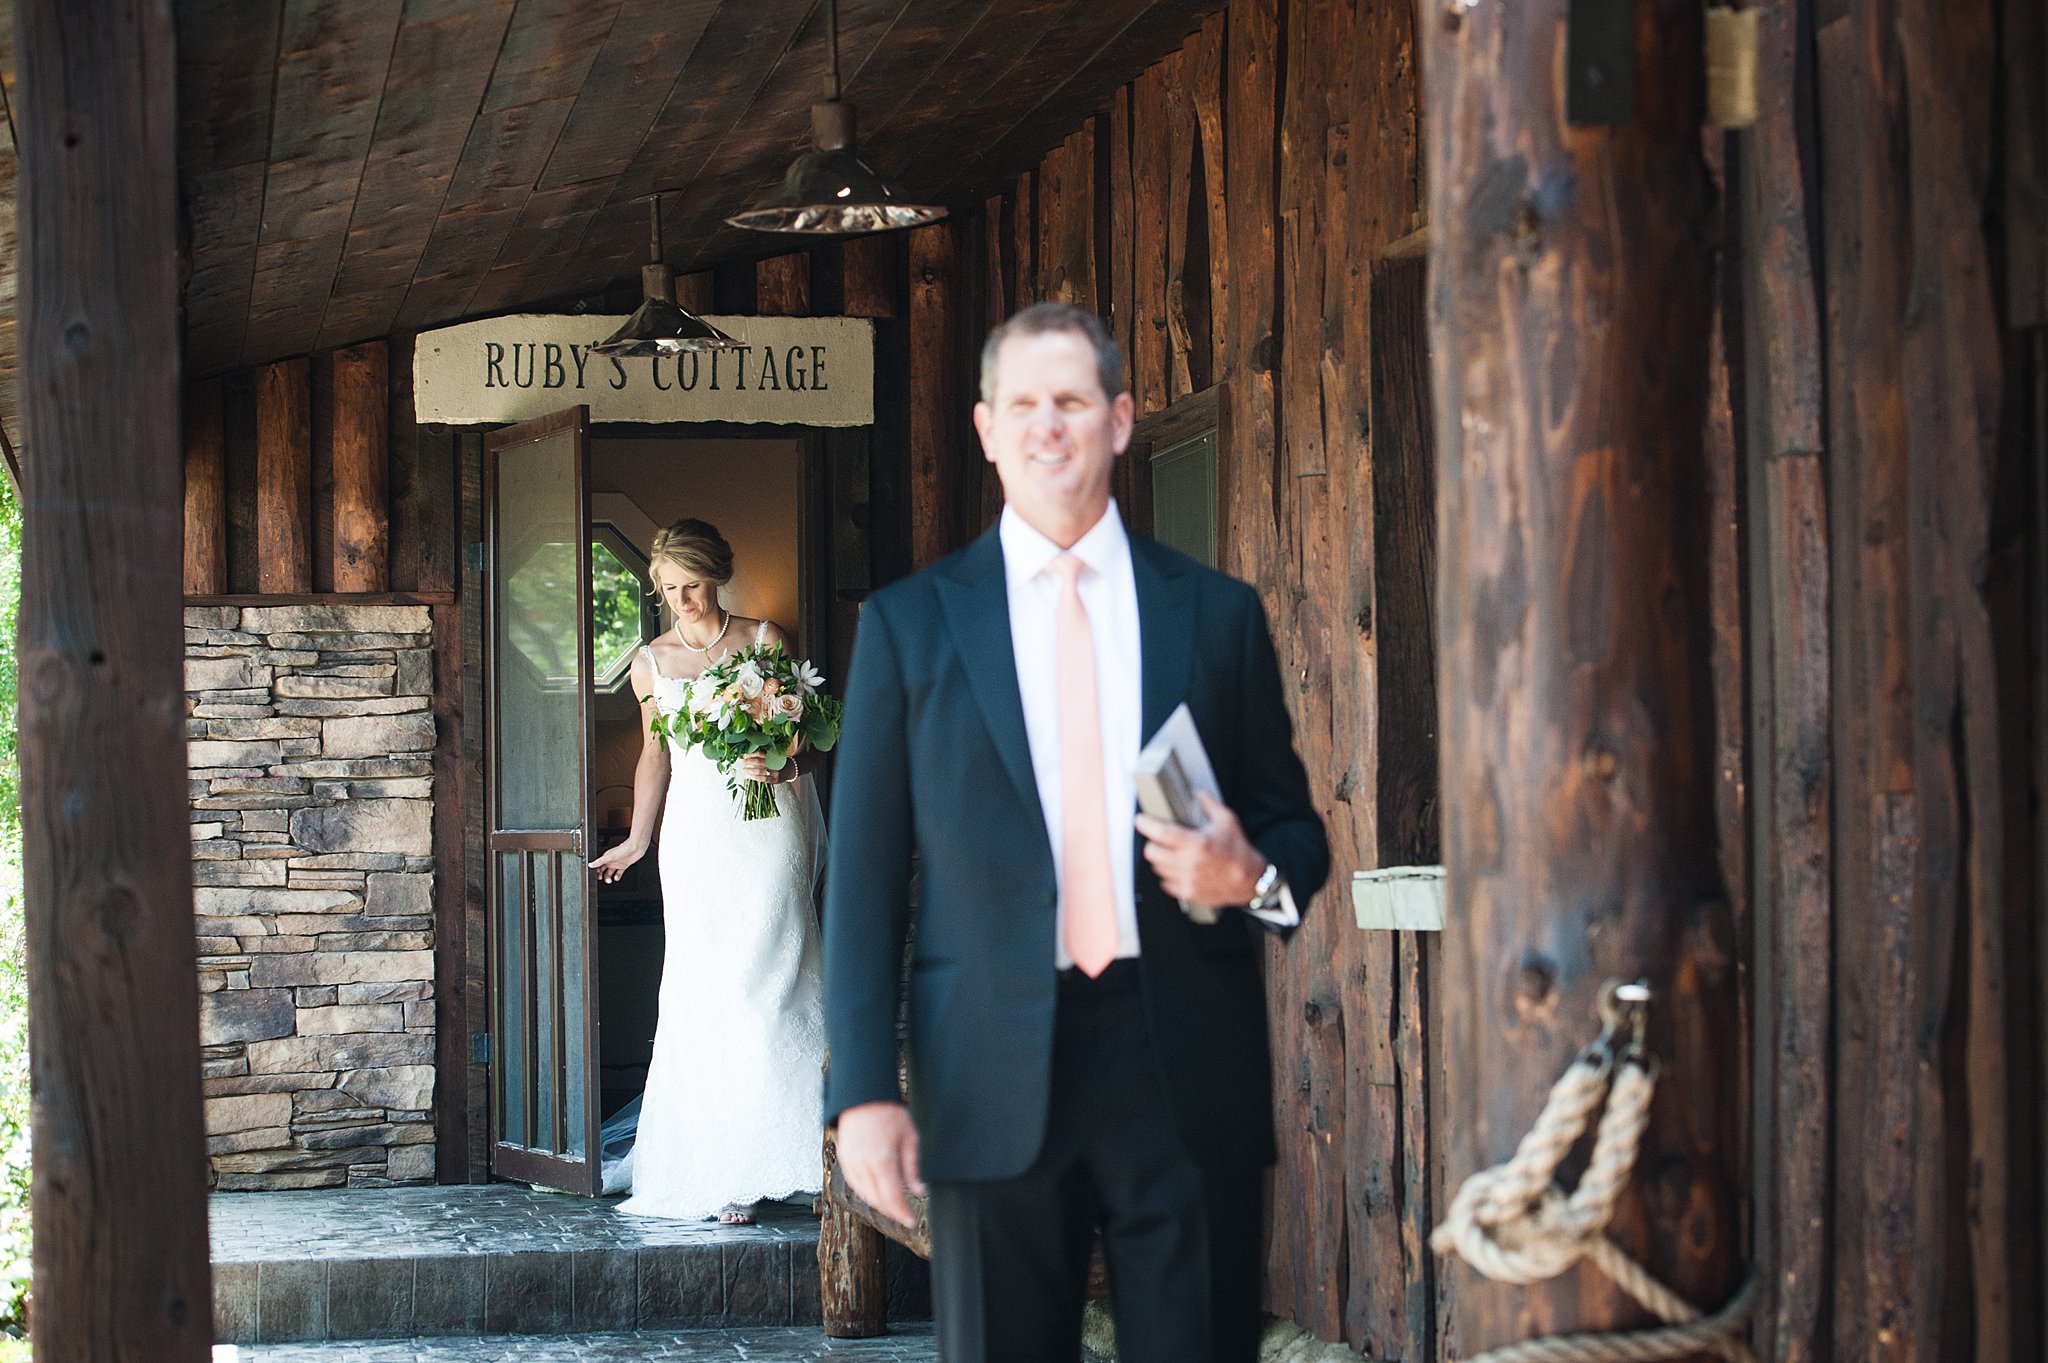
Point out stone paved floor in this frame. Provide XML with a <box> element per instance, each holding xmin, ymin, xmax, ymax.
<box><xmin>213</xmin><ymin>1325</ymin><xmax>939</xmax><ymax>1361</ymax></box>
<box><xmin>212</xmin><ymin>1186</ymin><xmax>819</xmax><ymax>1262</ymax></box>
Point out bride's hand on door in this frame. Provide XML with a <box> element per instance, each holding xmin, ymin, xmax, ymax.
<box><xmin>590</xmin><ymin>838</ymin><xmax>647</xmax><ymax>883</ymax></box>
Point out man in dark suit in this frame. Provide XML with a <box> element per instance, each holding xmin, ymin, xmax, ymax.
<box><xmin>823</xmin><ymin>301</ymin><xmax>1329</xmax><ymax>1363</ymax></box>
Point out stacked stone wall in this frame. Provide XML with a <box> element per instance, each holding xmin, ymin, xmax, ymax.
<box><xmin>186</xmin><ymin>604</ymin><xmax>438</xmax><ymax>1190</ymax></box>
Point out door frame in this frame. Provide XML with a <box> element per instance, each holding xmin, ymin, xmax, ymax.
<box><xmin>480</xmin><ymin>405</ymin><xmax>603</xmax><ymax>1193</ymax></box>
<box><xmin>455</xmin><ymin>417</ymin><xmax>844</xmax><ymax>1184</ymax></box>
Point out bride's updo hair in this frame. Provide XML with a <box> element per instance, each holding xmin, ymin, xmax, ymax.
<box><xmin>650</xmin><ymin>518</ymin><xmax>733</xmax><ymax>587</ymax></box>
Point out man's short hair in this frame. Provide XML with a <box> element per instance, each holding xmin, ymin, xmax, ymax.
<box><xmin>978</xmin><ymin>301</ymin><xmax>1127</xmax><ymax>405</ymax></box>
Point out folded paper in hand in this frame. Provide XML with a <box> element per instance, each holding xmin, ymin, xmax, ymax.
<box><xmin>1136</xmin><ymin>704</ymin><xmax>1226</xmax><ymax>924</ymax></box>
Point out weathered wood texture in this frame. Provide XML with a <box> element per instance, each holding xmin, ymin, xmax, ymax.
<box><xmin>256</xmin><ymin>358</ymin><xmax>313</xmax><ymax>594</ymax></box>
<box><xmin>190</xmin><ymin>334</ymin><xmax>456</xmax><ymax>600</ymax></box>
<box><xmin>1815</xmin><ymin>0</ymin><xmax>2025</xmax><ymax>1357</ymax></box>
<box><xmin>19</xmin><ymin>0</ymin><xmax>215</xmax><ymax>1356</ymax></box>
<box><xmin>1427</xmin><ymin>0</ymin><xmax>1739</xmax><ymax>1358</ymax></box>
<box><xmin>330</xmin><ymin>342</ymin><xmax>391</xmax><ymax>592</ymax></box>
<box><xmin>908</xmin><ymin>221</ymin><xmax>962</xmax><ymax>571</ymax></box>
<box><xmin>184</xmin><ymin>378</ymin><xmax>228</xmax><ymax>594</ymax></box>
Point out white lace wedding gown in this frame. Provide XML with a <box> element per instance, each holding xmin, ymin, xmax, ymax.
<box><xmin>604</xmin><ymin>636</ymin><xmax>827</xmax><ymax>1218</ymax></box>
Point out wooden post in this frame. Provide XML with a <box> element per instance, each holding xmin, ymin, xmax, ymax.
<box><xmin>908</xmin><ymin>221</ymin><xmax>960</xmax><ymax>571</ymax></box>
<box><xmin>1427</xmin><ymin>0</ymin><xmax>1739</xmax><ymax>1355</ymax></box>
<box><xmin>256</xmin><ymin>357</ymin><xmax>313</xmax><ymax>593</ymax></box>
<box><xmin>330</xmin><ymin>342</ymin><xmax>390</xmax><ymax>593</ymax></box>
<box><xmin>18</xmin><ymin>0</ymin><xmax>214</xmax><ymax>1357</ymax></box>
<box><xmin>756</xmin><ymin>252</ymin><xmax>812</xmax><ymax>317</ymax></box>
<box><xmin>183</xmin><ymin>378</ymin><xmax>227</xmax><ymax>595</ymax></box>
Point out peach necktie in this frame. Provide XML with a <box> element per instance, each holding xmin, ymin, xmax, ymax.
<box><xmin>1051</xmin><ymin>553</ymin><xmax>1117</xmax><ymax>977</ymax></box>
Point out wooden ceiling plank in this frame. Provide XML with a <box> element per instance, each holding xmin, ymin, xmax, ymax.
<box><xmin>938</xmin><ymin>0</ymin><xmax>1226</xmax><ymax>201</ymax></box>
<box><xmin>314</xmin><ymin>0</ymin><xmax>521</xmax><ymax>350</ymax></box>
<box><xmin>260</xmin><ymin>0</ymin><xmax>405</xmax><ymax>243</ymax></box>
<box><xmin>175</xmin><ymin>1</ymin><xmax>284</xmax><ymax>173</ymax></box>
<box><xmin>664</xmin><ymin>0</ymin><xmax>918</xmax><ymax>265</ymax></box>
<box><xmin>392</xmin><ymin>94</ymin><xmax>581</xmax><ymax>331</ymax></box>
<box><xmin>848</xmin><ymin>0</ymin><xmax>1095</xmax><ymax>204</ymax></box>
<box><xmin>481</xmin><ymin>0</ymin><xmax>629</xmax><ymax>113</ymax></box>
<box><xmin>535</xmin><ymin>0</ymin><xmax>721</xmax><ymax>191</ymax></box>
<box><xmin>609</xmin><ymin>0</ymin><xmax>829</xmax><ymax>210</ymax></box>
<box><xmin>466</xmin><ymin>180</ymin><xmax>617</xmax><ymax>316</ymax></box>
<box><xmin>391</xmin><ymin>0</ymin><xmax>630</xmax><ymax>332</ymax></box>
<box><xmin>847</xmin><ymin>0</ymin><xmax>1055</xmax><ymax>143</ymax></box>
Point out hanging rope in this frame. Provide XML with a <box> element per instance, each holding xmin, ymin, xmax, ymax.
<box><xmin>1430</xmin><ymin>981</ymin><xmax>1756</xmax><ymax>1363</ymax></box>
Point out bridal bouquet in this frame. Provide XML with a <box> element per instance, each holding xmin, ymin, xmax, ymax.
<box><xmin>649</xmin><ymin>640</ymin><xmax>844</xmax><ymax>820</ymax></box>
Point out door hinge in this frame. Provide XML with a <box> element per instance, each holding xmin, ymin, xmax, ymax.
<box><xmin>471</xmin><ymin>1032</ymin><xmax>492</xmax><ymax>1064</ymax></box>
<box><xmin>466</xmin><ymin>542</ymin><xmax>486</xmax><ymax>572</ymax></box>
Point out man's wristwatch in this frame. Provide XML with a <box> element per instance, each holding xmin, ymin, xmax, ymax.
<box><xmin>1247</xmin><ymin>861</ymin><xmax>1287</xmax><ymax>914</ymax></box>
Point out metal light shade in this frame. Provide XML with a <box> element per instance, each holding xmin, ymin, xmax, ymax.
<box><xmin>591</xmin><ymin>263</ymin><xmax>743</xmax><ymax>356</ymax></box>
<box><xmin>726</xmin><ymin>102</ymin><xmax>946</xmax><ymax>234</ymax></box>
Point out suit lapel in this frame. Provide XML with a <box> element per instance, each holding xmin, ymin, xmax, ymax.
<box><xmin>934</xmin><ymin>527</ymin><xmax>1047</xmax><ymax>827</ymax></box>
<box><xmin>1132</xmin><ymin>534</ymin><xmax>1196</xmax><ymax>740</ymax></box>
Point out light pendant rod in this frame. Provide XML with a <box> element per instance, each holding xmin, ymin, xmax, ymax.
<box><xmin>825</xmin><ymin>0</ymin><xmax>840</xmax><ymax>102</ymax></box>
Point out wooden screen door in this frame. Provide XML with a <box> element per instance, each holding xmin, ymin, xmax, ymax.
<box><xmin>484</xmin><ymin>406</ymin><xmax>602</xmax><ymax>1193</ymax></box>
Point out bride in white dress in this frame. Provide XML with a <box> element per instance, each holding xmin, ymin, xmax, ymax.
<box><xmin>589</xmin><ymin>518</ymin><xmax>826</xmax><ymax>1225</ymax></box>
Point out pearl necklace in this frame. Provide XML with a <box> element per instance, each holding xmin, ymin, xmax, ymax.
<box><xmin>675</xmin><ymin>612</ymin><xmax>731</xmax><ymax>656</ymax></box>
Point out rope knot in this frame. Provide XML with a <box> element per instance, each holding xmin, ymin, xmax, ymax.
<box><xmin>1430</xmin><ymin>981</ymin><xmax>1755</xmax><ymax>1363</ymax></box>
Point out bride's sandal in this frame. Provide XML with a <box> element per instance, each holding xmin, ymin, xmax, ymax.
<box><xmin>716</xmin><ymin>1204</ymin><xmax>756</xmax><ymax>1226</ymax></box>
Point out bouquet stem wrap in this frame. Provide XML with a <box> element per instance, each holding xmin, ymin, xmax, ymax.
<box><xmin>646</xmin><ymin>640</ymin><xmax>844</xmax><ymax>821</ymax></box>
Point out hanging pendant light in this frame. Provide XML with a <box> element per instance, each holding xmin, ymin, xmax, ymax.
<box><xmin>725</xmin><ymin>0</ymin><xmax>947</xmax><ymax>234</ymax></box>
<box><xmin>592</xmin><ymin>195</ymin><xmax>744</xmax><ymax>356</ymax></box>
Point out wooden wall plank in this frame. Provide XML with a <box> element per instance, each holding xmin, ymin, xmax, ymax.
<box><xmin>841</xmin><ymin>235</ymin><xmax>904</xmax><ymax>319</ymax></box>
<box><xmin>17</xmin><ymin>0</ymin><xmax>214</xmax><ymax>1353</ymax></box>
<box><xmin>1731</xmin><ymin>0</ymin><xmax>1831</xmax><ymax>1350</ymax></box>
<box><xmin>256</xmin><ymin>358</ymin><xmax>313</xmax><ymax>595</ymax></box>
<box><xmin>909</xmin><ymin>221</ymin><xmax>962</xmax><ymax>570</ymax></box>
<box><xmin>309</xmin><ymin>344</ymin><xmax>334</xmax><ymax>593</ymax></box>
<box><xmin>331</xmin><ymin>341</ymin><xmax>391</xmax><ymax>592</ymax></box>
<box><xmin>1275</xmin><ymin>0</ymin><xmax>1348</xmax><ymax>1339</ymax></box>
<box><xmin>674</xmin><ymin>270</ymin><xmax>716</xmax><ymax>316</ymax></box>
<box><xmin>1131</xmin><ymin>60</ymin><xmax>1171</xmax><ymax>418</ymax></box>
<box><xmin>1188</xmin><ymin>11</ymin><xmax>1230</xmax><ymax>384</ymax></box>
<box><xmin>1035</xmin><ymin>137</ymin><xmax>1064</xmax><ymax>306</ymax></box>
<box><xmin>224</xmin><ymin>370</ymin><xmax>260</xmax><ymax>594</ymax></box>
<box><xmin>1051</xmin><ymin>121</ymin><xmax>1098</xmax><ymax>311</ymax></box>
<box><xmin>184</xmin><ymin>379</ymin><xmax>228</xmax><ymax>595</ymax></box>
<box><xmin>1162</xmin><ymin>48</ymin><xmax>1197</xmax><ymax>402</ymax></box>
<box><xmin>458</xmin><ymin>430</ymin><xmax>490</xmax><ymax>1180</ymax></box>
<box><xmin>1107</xmin><ymin>88</ymin><xmax>1136</xmax><ymax>392</ymax></box>
<box><xmin>430</xmin><ymin>598</ymin><xmax>466</xmax><ymax>1177</ymax></box>
<box><xmin>756</xmin><ymin>251</ymin><xmax>814</xmax><ymax>317</ymax></box>
<box><xmin>1014</xmin><ymin>170</ymin><xmax>1038</xmax><ymax>312</ymax></box>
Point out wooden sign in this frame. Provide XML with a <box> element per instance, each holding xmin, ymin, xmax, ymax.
<box><xmin>413</xmin><ymin>314</ymin><xmax>875</xmax><ymax>426</ymax></box>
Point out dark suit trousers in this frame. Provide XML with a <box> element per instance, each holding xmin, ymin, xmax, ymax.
<box><xmin>927</xmin><ymin>961</ymin><xmax>1264</xmax><ymax>1363</ymax></box>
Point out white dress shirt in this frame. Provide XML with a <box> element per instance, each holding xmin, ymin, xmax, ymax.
<box><xmin>1002</xmin><ymin>502</ymin><xmax>1145</xmax><ymax>968</ymax></box>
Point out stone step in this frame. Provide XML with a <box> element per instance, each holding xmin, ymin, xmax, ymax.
<box><xmin>213</xmin><ymin>1324</ymin><xmax>939</xmax><ymax>1361</ymax></box>
<box><xmin>210</xmin><ymin>1186</ymin><xmax>927</xmax><ymax>1346</ymax></box>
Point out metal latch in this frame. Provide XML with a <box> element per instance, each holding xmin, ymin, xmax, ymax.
<box><xmin>1706</xmin><ymin>7</ymin><xmax>1760</xmax><ymax>128</ymax></box>
<box><xmin>471</xmin><ymin>1032</ymin><xmax>492</xmax><ymax>1064</ymax></box>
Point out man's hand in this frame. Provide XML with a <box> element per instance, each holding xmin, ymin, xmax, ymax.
<box><xmin>1135</xmin><ymin>792</ymin><xmax>1266</xmax><ymax>906</ymax></box>
<box><xmin>835</xmin><ymin>1100</ymin><xmax>924</xmax><ymax>1229</ymax></box>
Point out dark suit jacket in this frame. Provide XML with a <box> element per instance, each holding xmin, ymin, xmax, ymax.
<box><xmin>822</xmin><ymin>524</ymin><xmax>1329</xmax><ymax>1182</ymax></box>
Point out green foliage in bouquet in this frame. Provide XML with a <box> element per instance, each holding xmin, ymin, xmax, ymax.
<box><xmin>644</xmin><ymin>640</ymin><xmax>844</xmax><ymax>820</ymax></box>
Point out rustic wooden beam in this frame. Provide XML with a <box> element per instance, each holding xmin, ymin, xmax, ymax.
<box><xmin>1730</xmin><ymin>0</ymin><xmax>1831</xmax><ymax>1355</ymax></box>
<box><xmin>330</xmin><ymin>342</ymin><xmax>390</xmax><ymax>593</ymax></box>
<box><xmin>1132</xmin><ymin>59</ymin><xmax>1171</xmax><ymax>418</ymax></box>
<box><xmin>1427</xmin><ymin>0</ymin><xmax>1738</xmax><ymax>1357</ymax></box>
<box><xmin>1188</xmin><ymin>10</ymin><xmax>1230</xmax><ymax>384</ymax></box>
<box><xmin>18</xmin><ymin>0</ymin><xmax>213</xmax><ymax>1356</ymax></box>
<box><xmin>908</xmin><ymin>221</ymin><xmax>961</xmax><ymax>570</ymax></box>
<box><xmin>756</xmin><ymin>251</ymin><xmax>812</xmax><ymax>317</ymax></box>
<box><xmin>1162</xmin><ymin>48</ymin><xmax>1197</xmax><ymax>403</ymax></box>
<box><xmin>184</xmin><ymin>377</ymin><xmax>228</xmax><ymax>595</ymax></box>
<box><xmin>256</xmin><ymin>357</ymin><xmax>313</xmax><ymax>594</ymax></box>
<box><xmin>674</xmin><ymin>270</ymin><xmax>715</xmax><ymax>316</ymax></box>
<box><xmin>840</xmin><ymin>234</ymin><xmax>902</xmax><ymax>320</ymax></box>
